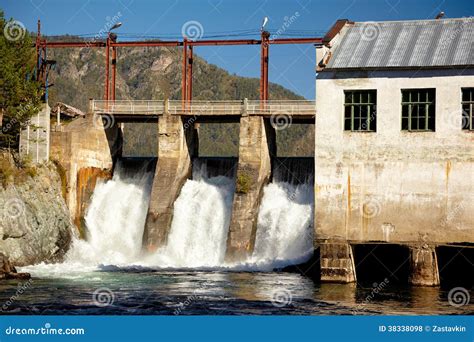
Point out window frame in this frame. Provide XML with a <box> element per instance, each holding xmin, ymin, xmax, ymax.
<box><xmin>461</xmin><ymin>87</ymin><xmax>474</xmax><ymax>131</ymax></box>
<box><xmin>401</xmin><ymin>88</ymin><xmax>436</xmax><ymax>132</ymax></box>
<box><xmin>343</xmin><ymin>89</ymin><xmax>377</xmax><ymax>132</ymax></box>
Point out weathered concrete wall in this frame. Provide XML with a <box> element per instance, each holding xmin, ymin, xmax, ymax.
<box><xmin>143</xmin><ymin>114</ymin><xmax>198</xmax><ymax>251</ymax></box>
<box><xmin>320</xmin><ymin>240</ymin><xmax>356</xmax><ymax>283</ymax></box>
<box><xmin>74</xmin><ymin>167</ymin><xmax>112</xmax><ymax>235</ymax></box>
<box><xmin>19</xmin><ymin>103</ymin><xmax>50</xmax><ymax>163</ymax></box>
<box><xmin>225</xmin><ymin>116</ymin><xmax>275</xmax><ymax>262</ymax></box>
<box><xmin>50</xmin><ymin>114</ymin><xmax>121</xmax><ymax>233</ymax></box>
<box><xmin>409</xmin><ymin>245</ymin><xmax>440</xmax><ymax>286</ymax></box>
<box><xmin>315</xmin><ymin>69</ymin><xmax>474</xmax><ymax>247</ymax></box>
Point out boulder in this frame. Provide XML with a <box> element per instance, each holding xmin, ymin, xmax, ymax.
<box><xmin>0</xmin><ymin>253</ymin><xmax>30</xmax><ymax>280</ymax></box>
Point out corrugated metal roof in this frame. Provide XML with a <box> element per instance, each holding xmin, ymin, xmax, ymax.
<box><xmin>326</xmin><ymin>18</ymin><xmax>474</xmax><ymax>69</ymax></box>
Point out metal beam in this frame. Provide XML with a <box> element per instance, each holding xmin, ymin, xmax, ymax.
<box><xmin>186</xmin><ymin>45</ymin><xmax>193</xmax><ymax>102</ymax></box>
<box><xmin>188</xmin><ymin>39</ymin><xmax>261</xmax><ymax>46</ymax></box>
<box><xmin>43</xmin><ymin>41</ymin><xmax>106</xmax><ymax>48</ymax></box>
<box><xmin>111</xmin><ymin>46</ymin><xmax>117</xmax><ymax>101</ymax></box>
<box><xmin>260</xmin><ymin>31</ymin><xmax>270</xmax><ymax>102</ymax></box>
<box><xmin>270</xmin><ymin>37</ymin><xmax>323</xmax><ymax>44</ymax></box>
<box><xmin>104</xmin><ymin>35</ymin><xmax>110</xmax><ymax>101</ymax></box>
<box><xmin>182</xmin><ymin>38</ymin><xmax>187</xmax><ymax>109</ymax></box>
<box><xmin>111</xmin><ymin>41</ymin><xmax>181</xmax><ymax>47</ymax></box>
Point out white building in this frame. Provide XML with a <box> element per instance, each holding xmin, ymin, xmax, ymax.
<box><xmin>314</xmin><ymin>18</ymin><xmax>473</xmax><ymax>285</ymax></box>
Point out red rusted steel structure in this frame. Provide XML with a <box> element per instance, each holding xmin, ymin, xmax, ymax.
<box><xmin>35</xmin><ymin>20</ymin><xmax>323</xmax><ymax>104</ymax></box>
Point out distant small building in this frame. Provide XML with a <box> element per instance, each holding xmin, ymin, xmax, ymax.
<box><xmin>314</xmin><ymin>18</ymin><xmax>473</xmax><ymax>285</ymax></box>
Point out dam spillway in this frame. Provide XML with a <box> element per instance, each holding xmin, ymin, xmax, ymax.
<box><xmin>45</xmin><ymin>157</ymin><xmax>315</xmax><ymax>271</ymax></box>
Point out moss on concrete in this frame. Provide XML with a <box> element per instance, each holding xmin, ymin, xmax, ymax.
<box><xmin>236</xmin><ymin>172</ymin><xmax>252</xmax><ymax>194</ymax></box>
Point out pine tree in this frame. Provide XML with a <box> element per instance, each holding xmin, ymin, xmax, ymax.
<box><xmin>0</xmin><ymin>11</ymin><xmax>41</xmax><ymax>149</ymax></box>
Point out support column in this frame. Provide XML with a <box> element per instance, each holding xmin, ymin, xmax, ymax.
<box><xmin>104</xmin><ymin>35</ymin><xmax>110</xmax><ymax>101</ymax></box>
<box><xmin>320</xmin><ymin>241</ymin><xmax>357</xmax><ymax>283</ymax></box>
<box><xmin>409</xmin><ymin>245</ymin><xmax>440</xmax><ymax>286</ymax></box>
<box><xmin>186</xmin><ymin>45</ymin><xmax>193</xmax><ymax>102</ymax></box>
<box><xmin>181</xmin><ymin>38</ymin><xmax>188</xmax><ymax>109</ymax></box>
<box><xmin>260</xmin><ymin>31</ymin><xmax>270</xmax><ymax>102</ymax></box>
<box><xmin>225</xmin><ymin>116</ymin><xmax>275</xmax><ymax>262</ymax></box>
<box><xmin>111</xmin><ymin>46</ymin><xmax>117</xmax><ymax>101</ymax></box>
<box><xmin>143</xmin><ymin>110</ymin><xmax>198</xmax><ymax>251</ymax></box>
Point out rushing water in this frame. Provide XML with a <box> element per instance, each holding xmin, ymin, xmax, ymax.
<box><xmin>6</xmin><ymin>158</ymin><xmax>473</xmax><ymax>315</ymax></box>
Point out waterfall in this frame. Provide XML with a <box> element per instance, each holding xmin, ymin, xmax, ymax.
<box><xmin>250</xmin><ymin>158</ymin><xmax>314</xmax><ymax>268</ymax></box>
<box><xmin>146</xmin><ymin>157</ymin><xmax>314</xmax><ymax>270</ymax></box>
<box><xmin>23</xmin><ymin>156</ymin><xmax>314</xmax><ymax>276</ymax></box>
<box><xmin>251</xmin><ymin>182</ymin><xmax>314</xmax><ymax>267</ymax></box>
<box><xmin>145</xmin><ymin>158</ymin><xmax>236</xmax><ymax>268</ymax></box>
<box><xmin>64</xmin><ymin>158</ymin><xmax>156</xmax><ymax>266</ymax></box>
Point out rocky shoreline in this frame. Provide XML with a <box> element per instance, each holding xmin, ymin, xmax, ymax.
<box><xmin>0</xmin><ymin>151</ymin><xmax>76</xmax><ymax>270</ymax></box>
<box><xmin>0</xmin><ymin>253</ymin><xmax>30</xmax><ymax>280</ymax></box>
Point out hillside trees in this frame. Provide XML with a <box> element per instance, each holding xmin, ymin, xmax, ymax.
<box><xmin>0</xmin><ymin>11</ymin><xmax>41</xmax><ymax>149</ymax></box>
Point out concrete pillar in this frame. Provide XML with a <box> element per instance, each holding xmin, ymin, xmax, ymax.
<box><xmin>225</xmin><ymin>116</ymin><xmax>275</xmax><ymax>262</ymax></box>
<box><xmin>409</xmin><ymin>245</ymin><xmax>440</xmax><ymax>286</ymax></box>
<box><xmin>143</xmin><ymin>113</ymin><xmax>198</xmax><ymax>251</ymax></box>
<box><xmin>49</xmin><ymin>113</ymin><xmax>121</xmax><ymax>236</ymax></box>
<box><xmin>320</xmin><ymin>241</ymin><xmax>357</xmax><ymax>283</ymax></box>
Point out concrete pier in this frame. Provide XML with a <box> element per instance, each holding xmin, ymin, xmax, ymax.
<box><xmin>320</xmin><ymin>241</ymin><xmax>357</xmax><ymax>283</ymax></box>
<box><xmin>409</xmin><ymin>245</ymin><xmax>440</xmax><ymax>286</ymax></box>
<box><xmin>225</xmin><ymin>116</ymin><xmax>275</xmax><ymax>262</ymax></box>
<box><xmin>49</xmin><ymin>113</ymin><xmax>122</xmax><ymax>235</ymax></box>
<box><xmin>143</xmin><ymin>112</ymin><xmax>198</xmax><ymax>251</ymax></box>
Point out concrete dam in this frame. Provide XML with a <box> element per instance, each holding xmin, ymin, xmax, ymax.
<box><xmin>41</xmin><ymin>96</ymin><xmax>474</xmax><ymax>287</ymax></box>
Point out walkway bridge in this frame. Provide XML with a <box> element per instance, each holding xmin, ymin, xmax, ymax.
<box><xmin>91</xmin><ymin>99</ymin><xmax>316</xmax><ymax>123</ymax></box>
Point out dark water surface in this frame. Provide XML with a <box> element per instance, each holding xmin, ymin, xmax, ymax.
<box><xmin>0</xmin><ymin>270</ymin><xmax>472</xmax><ymax>315</ymax></box>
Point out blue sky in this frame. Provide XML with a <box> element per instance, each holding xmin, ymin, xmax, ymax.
<box><xmin>3</xmin><ymin>0</ymin><xmax>474</xmax><ymax>99</ymax></box>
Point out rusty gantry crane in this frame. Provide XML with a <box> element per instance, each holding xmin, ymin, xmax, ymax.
<box><xmin>34</xmin><ymin>20</ymin><xmax>323</xmax><ymax>107</ymax></box>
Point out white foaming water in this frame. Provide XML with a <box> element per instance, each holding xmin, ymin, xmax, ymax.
<box><xmin>144</xmin><ymin>163</ymin><xmax>235</xmax><ymax>268</ymax></box>
<box><xmin>247</xmin><ymin>181</ymin><xmax>314</xmax><ymax>269</ymax></box>
<box><xmin>22</xmin><ymin>158</ymin><xmax>314</xmax><ymax>277</ymax></box>
<box><xmin>21</xmin><ymin>159</ymin><xmax>154</xmax><ymax>277</ymax></box>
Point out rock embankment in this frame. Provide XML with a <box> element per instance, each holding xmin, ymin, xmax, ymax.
<box><xmin>0</xmin><ymin>151</ymin><xmax>75</xmax><ymax>266</ymax></box>
<box><xmin>0</xmin><ymin>253</ymin><xmax>30</xmax><ymax>279</ymax></box>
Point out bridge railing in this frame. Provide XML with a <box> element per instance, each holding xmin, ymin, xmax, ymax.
<box><xmin>91</xmin><ymin>99</ymin><xmax>316</xmax><ymax>116</ymax></box>
<box><xmin>92</xmin><ymin>100</ymin><xmax>165</xmax><ymax>115</ymax></box>
<box><xmin>247</xmin><ymin>100</ymin><xmax>316</xmax><ymax>116</ymax></box>
<box><xmin>168</xmin><ymin>100</ymin><xmax>244</xmax><ymax>115</ymax></box>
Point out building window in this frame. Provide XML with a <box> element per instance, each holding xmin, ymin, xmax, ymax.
<box><xmin>401</xmin><ymin>89</ymin><xmax>435</xmax><ymax>131</ymax></box>
<box><xmin>462</xmin><ymin>88</ymin><xmax>474</xmax><ymax>130</ymax></box>
<box><xmin>344</xmin><ymin>90</ymin><xmax>377</xmax><ymax>132</ymax></box>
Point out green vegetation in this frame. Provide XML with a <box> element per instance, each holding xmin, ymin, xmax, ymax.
<box><xmin>0</xmin><ymin>151</ymin><xmax>38</xmax><ymax>188</ymax></box>
<box><xmin>236</xmin><ymin>172</ymin><xmax>252</xmax><ymax>194</ymax></box>
<box><xmin>0</xmin><ymin>11</ymin><xmax>41</xmax><ymax>149</ymax></box>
